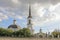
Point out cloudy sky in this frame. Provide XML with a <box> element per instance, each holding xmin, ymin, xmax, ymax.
<box><xmin>0</xmin><ymin>0</ymin><xmax>60</xmax><ymax>33</ymax></box>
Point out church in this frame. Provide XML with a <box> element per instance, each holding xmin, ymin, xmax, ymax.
<box><xmin>8</xmin><ymin>5</ymin><xmax>34</xmax><ymax>34</ymax></box>
<box><xmin>7</xmin><ymin>5</ymin><xmax>52</xmax><ymax>38</ymax></box>
<box><xmin>8</xmin><ymin>19</ymin><xmax>20</xmax><ymax>31</ymax></box>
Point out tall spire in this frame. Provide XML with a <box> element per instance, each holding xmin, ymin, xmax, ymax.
<box><xmin>27</xmin><ymin>4</ymin><xmax>34</xmax><ymax>35</ymax></box>
<box><xmin>28</xmin><ymin>5</ymin><xmax>32</xmax><ymax>18</ymax></box>
<box><xmin>27</xmin><ymin>4</ymin><xmax>32</xmax><ymax>25</ymax></box>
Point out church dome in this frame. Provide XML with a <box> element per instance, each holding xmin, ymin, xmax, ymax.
<box><xmin>8</xmin><ymin>24</ymin><xmax>20</xmax><ymax>28</ymax></box>
<box><xmin>8</xmin><ymin>19</ymin><xmax>21</xmax><ymax>30</ymax></box>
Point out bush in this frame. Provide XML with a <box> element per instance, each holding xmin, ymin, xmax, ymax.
<box><xmin>0</xmin><ymin>28</ymin><xmax>32</xmax><ymax>37</ymax></box>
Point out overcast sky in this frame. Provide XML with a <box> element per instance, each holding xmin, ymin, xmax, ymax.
<box><xmin>0</xmin><ymin>0</ymin><xmax>60</xmax><ymax>33</ymax></box>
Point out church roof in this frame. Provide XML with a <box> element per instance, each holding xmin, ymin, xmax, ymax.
<box><xmin>8</xmin><ymin>19</ymin><xmax>21</xmax><ymax>29</ymax></box>
<box><xmin>8</xmin><ymin>24</ymin><xmax>20</xmax><ymax>28</ymax></box>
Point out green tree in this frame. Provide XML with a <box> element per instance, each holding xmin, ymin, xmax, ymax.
<box><xmin>17</xmin><ymin>28</ymin><xmax>31</xmax><ymax>37</ymax></box>
<box><xmin>52</xmin><ymin>32</ymin><xmax>59</xmax><ymax>38</ymax></box>
<box><xmin>0</xmin><ymin>28</ymin><xmax>32</xmax><ymax>37</ymax></box>
<box><xmin>6</xmin><ymin>29</ymin><xmax>13</xmax><ymax>36</ymax></box>
<box><xmin>0</xmin><ymin>28</ymin><xmax>13</xmax><ymax>36</ymax></box>
<box><xmin>0</xmin><ymin>28</ymin><xmax>7</xmax><ymax>36</ymax></box>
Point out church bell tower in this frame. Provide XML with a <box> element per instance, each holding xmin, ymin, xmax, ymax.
<box><xmin>27</xmin><ymin>5</ymin><xmax>34</xmax><ymax>35</ymax></box>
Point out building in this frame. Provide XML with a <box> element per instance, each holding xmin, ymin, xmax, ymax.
<box><xmin>8</xmin><ymin>5</ymin><xmax>34</xmax><ymax>34</ymax></box>
<box><xmin>8</xmin><ymin>19</ymin><xmax>20</xmax><ymax>31</ymax></box>
<box><xmin>34</xmin><ymin>28</ymin><xmax>47</xmax><ymax>38</ymax></box>
<box><xmin>27</xmin><ymin>5</ymin><xmax>34</xmax><ymax>35</ymax></box>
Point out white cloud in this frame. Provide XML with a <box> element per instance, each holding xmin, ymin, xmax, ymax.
<box><xmin>19</xmin><ymin>0</ymin><xmax>60</xmax><ymax>5</ymax></box>
<box><xmin>0</xmin><ymin>13</ymin><xmax>8</xmax><ymax>21</ymax></box>
<box><xmin>31</xmin><ymin>3</ymin><xmax>60</xmax><ymax>27</ymax></box>
<box><xmin>0</xmin><ymin>0</ymin><xmax>60</xmax><ymax>28</ymax></box>
<box><xmin>16</xmin><ymin>15</ymin><xmax>23</xmax><ymax>19</ymax></box>
<box><xmin>6</xmin><ymin>12</ymin><xmax>23</xmax><ymax>19</ymax></box>
<box><xmin>12</xmin><ymin>0</ymin><xmax>20</xmax><ymax>4</ymax></box>
<box><xmin>0</xmin><ymin>19</ymin><xmax>2</xmax><ymax>21</ymax></box>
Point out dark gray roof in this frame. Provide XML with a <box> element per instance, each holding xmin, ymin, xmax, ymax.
<box><xmin>8</xmin><ymin>24</ymin><xmax>20</xmax><ymax>28</ymax></box>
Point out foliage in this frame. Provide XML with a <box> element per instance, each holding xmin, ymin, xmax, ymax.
<box><xmin>15</xmin><ymin>28</ymin><xmax>31</xmax><ymax>37</ymax></box>
<box><xmin>0</xmin><ymin>28</ymin><xmax>31</xmax><ymax>37</ymax></box>
<box><xmin>0</xmin><ymin>28</ymin><xmax>13</xmax><ymax>36</ymax></box>
<box><xmin>52</xmin><ymin>31</ymin><xmax>60</xmax><ymax>38</ymax></box>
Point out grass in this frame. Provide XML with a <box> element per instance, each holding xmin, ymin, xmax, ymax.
<box><xmin>0</xmin><ymin>37</ymin><xmax>60</xmax><ymax>40</ymax></box>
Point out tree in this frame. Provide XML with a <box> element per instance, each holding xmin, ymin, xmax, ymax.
<box><xmin>0</xmin><ymin>28</ymin><xmax>32</xmax><ymax>37</ymax></box>
<box><xmin>0</xmin><ymin>28</ymin><xmax>13</xmax><ymax>36</ymax></box>
<box><xmin>0</xmin><ymin>28</ymin><xmax>6</xmax><ymax>36</ymax></box>
<box><xmin>6</xmin><ymin>29</ymin><xmax>13</xmax><ymax>36</ymax></box>
<box><xmin>17</xmin><ymin>28</ymin><xmax>31</xmax><ymax>37</ymax></box>
<box><xmin>22</xmin><ymin>28</ymin><xmax>31</xmax><ymax>37</ymax></box>
<box><xmin>51</xmin><ymin>29</ymin><xmax>60</xmax><ymax>38</ymax></box>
